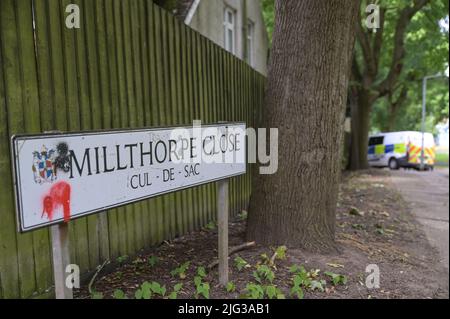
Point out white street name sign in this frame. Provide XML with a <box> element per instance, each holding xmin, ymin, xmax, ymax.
<box><xmin>11</xmin><ymin>123</ymin><xmax>246</xmax><ymax>232</ymax></box>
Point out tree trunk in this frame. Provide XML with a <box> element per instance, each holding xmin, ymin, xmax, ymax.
<box><xmin>246</xmin><ymin>0</ymin><xmax>359</xmax><ymax>252</ymax></box>
<box><xmin>349</xmin><ymin>89</ymin><xmax>371</xmax><ymax>170</ymax></box>
<box><xmin>387</xmin><ymin>105</ymin><xmax>398</xmax><ymax>132</ymax></box>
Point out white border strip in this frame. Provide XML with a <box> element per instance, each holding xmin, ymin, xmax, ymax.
<box><xmin>184</xmin><ymin>0</ymin><xmax>201</xmax><ymax>25</ymax></box>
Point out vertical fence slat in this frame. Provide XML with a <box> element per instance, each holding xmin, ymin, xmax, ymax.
<box><xmin>121</xmin><ymin>0</ymin><xmax>138</xmax><ymax>255</ymax></box>
<box><xmin>152</xmin><ymin>5</ymin><xmax>165</xmax><ymax>243</ymax></box>
<box><xmin>146</xmin><ymin>0</ymin><xmax>161</xmax><ymax>245</ymax></box>
<box><xmin>112</xmin><ymin>0</ymin><xmax>129</xmax><ymax>257</ymax></box>
<box><xmin>190</xmin><ymin>30</ymin><xmax>201</xmax><ymax>231</ymax></box>
<box><xmin>83</xmin><ymin>0</ymin><xmax>102</xmax><ymax>270</ymax></box>
<box><xmin>173</xmin><ymin>18</ymin><xmax>187</xmax><ymax>237</ymax></box>
<box><xmin>68</xmin><ymin>0</ymin><xmax>92</xmax><ymax>274</ymax></box>
<box><xmin>137</xmin><ymin>0</ymin><xmax>151</xmax><ymax>248</ymax></box>
<box><xmin>179</xmin><ymin>23</ymin><xmax>189</xmax><ymax>237</ymax></box>
<box><xmin>208</xmin><ymin>43</ymin><xmax>214</xmax><ymax>224</ymax></box>
<box><xmin>160</xmin><ymin>8</ymin><xmax>172</xmax><ymax>240</ymax></box>
<box><xmin>104</xmin><ymin>0</ymin><xmax>121</xmax><ymax>259</ymax></box>
<box><xmin>93</xmin><ymin>0</ymin><xmax>111</xmax><ymax>262</ymax></box>
<box><xmin>169</xmin><ymin>14</ymin><xmax>179</xmax><ymax>238</ymax></box>
<box><xmin>198</xmin><ymin>35</ymin><xmax>207</xmax><ymax>227</ymax></box>
<box><xmin>0</xmin><ymin>0</ymin><xmax>21</xmax><ymax>299</ymax></box>
<box><xmin>17</xmin><ymin>0</ymin><xmax>54</xmax><ymax>295</ymax></box>
<box><xmin>3</xmin><ymin>0</ymin><xmax>37</xmax><ymax>298</ymax></box>
<box><xmin>130</xmin><ymin>0</ymin><xmax>145</xmax><ymax>251</ymax></box>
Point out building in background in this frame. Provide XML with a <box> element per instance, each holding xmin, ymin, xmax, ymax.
<box><xmin>174</xmin><ymin>0</ymin><xmax>269</xmax><ymax>76</ymax></box>
<box><xmin>436</xmin><ymin>119</ymin><xmax>449</xmax><ymax>147</ymax></box>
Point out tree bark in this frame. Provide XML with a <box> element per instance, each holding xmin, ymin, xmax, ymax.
<box><xmin>387</xmin><ymin>86</ymin><xmax>408</xmax><ymax>132</ymax></box>
<box><xmin>247</xmin><ymin>0</ymin><xmax>359</xmax><ymax>252</ymax></box>
<box><xmin>349</xmin><ymin>88</ymin><xmax>371</xmax><ymax>170</ymax></box>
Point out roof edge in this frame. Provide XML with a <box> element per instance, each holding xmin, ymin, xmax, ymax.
<box><xmin>184</xmin><ymin>0</ymin><xmax>201</xmax><ymax>25</ymax></box>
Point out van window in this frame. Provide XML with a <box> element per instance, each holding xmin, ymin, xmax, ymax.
<box><xmin>369</xmin><ymin>136</ymin><xmax>384</xmax><ymax>146</ymax></box>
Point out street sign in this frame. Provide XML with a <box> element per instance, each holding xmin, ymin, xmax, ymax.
<box><xmin>11</xmin><ymin>123</ymin><xmax>246</xmax><ymax>232</ymax></box>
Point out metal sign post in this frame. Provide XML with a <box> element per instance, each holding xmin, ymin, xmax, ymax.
<box><xmin>421</xmin><ymin>74</ymin><xmax>448</xmax><ymax>171</ymax></box>
<box><xmin>217</xmin><ymin>179</ymin><xmax>229</xmax><ymax>286</ymax></box>
<box><xmin>50</xmin><ymin>222</ymin><xmax>72</xmax><ymax>299</ymax></box>
<box><xmin>39</xmin><ymin>130</ymin><xmax>73</xmax><ymax>299</ymax></box>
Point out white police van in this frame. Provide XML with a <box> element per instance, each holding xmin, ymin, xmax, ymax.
<box><xmin>368</xmin><ymin>131</ymin><xmax>436</xmax><ymax>170</ymax></box>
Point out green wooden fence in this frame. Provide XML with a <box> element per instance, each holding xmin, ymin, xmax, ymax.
<box><xmin>0</xmin><ymin>0</ymin><xmax>265</xmax><ymax>298</ymax></box>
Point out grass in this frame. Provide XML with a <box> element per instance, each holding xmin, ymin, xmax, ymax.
<box><xmin>435</xmin><ymin>152</ymin><xmax>449</xmax><ymax>166</ymax></box>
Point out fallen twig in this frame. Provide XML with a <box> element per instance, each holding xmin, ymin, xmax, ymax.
<box><xmin>88</xmin><ymin>259</ymin><xmax>109</xmax><ymax>295</ymax></box>
<box><xmin>208</xmin><ymin>241</ymin><xmax>256</xmax><ymax>269</ymax></box>
<box><xmin>269</xmin><ymin>251</ymin><xmax>278</xmax><ymax>265</ymax></box>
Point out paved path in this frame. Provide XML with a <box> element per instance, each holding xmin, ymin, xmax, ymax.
<box><xmin>390</xmin><ymin>168</ymin><xmax>449</xmax><ymax>274</ymax></box>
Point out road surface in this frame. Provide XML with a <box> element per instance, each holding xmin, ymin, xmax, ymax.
<box><xmin>390</xmin><ymin>168</ymin><xmax>449</xmax><ymax>274</ymax></box>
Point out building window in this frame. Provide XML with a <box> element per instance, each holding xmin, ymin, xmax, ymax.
<box><xmin>224</xmin><ymin>7</ymin><xmax>236</xmax><ymax>54</ymax></box>
<box><xmin>246</xmin><ymin>20</ymin><xmax>255</xmax><ymax>66</ymax></box>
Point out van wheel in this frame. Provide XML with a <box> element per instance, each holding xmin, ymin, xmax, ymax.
<box><xmin>389</xmin><ymin>158</ymin><xmax>399</xmax><ymax>170</ymax></box>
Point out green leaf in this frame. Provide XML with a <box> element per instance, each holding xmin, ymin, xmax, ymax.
<box><xmin>205</xmin><ymin>221</ymin><xmax>216</xmax><ymax>230</ymax></box>
<box><xmin>91</xmin><ymin>292</ymin><xmax>104</xmax><ymax>299</ymax></box>
<box><xmin>253</xmin><ymin>271</ymin><xmax>262</xmax><ymax>283</ymax></box>
<box><xmin>243</xmin><ymin>283</ymin><xmax>265</xmax><ymax>299</ymax></box>
<box><xmin>194</xmin><ymin>276</ymin><xmax>202</xmax><ymax>287</ymax></box>
<box><xmin>197</xmin><ymin>266</ymin><xmax>207</xmax><ymax>278</ymax></box>
<box><xmin>116</xmin><ymin>255</ymin><xmax>129</xmax><ymax>263</ymax></box>
<box><xmin>196</xmin><ymin>282</ymin><xmax>210</xmax><ymax>299</ymax></box>
<box><xmin>147</xmin><ymin>256</ymin><xmax>159</xmax><ymax>267</ymax></box>
<box><xmin>238</xmin><ymin>210</ymin><xmax>248</xmax><ymax>220</ymax></box>
<box><xmin>167</xmin><ymin>283</ymin><xmax>183</xmax><ymax>299</ymax></box>
<box><xmin>168</xmin><ymin>292</ymin><xmax>178</xmax><ymax>299</ymax></box>
<box><xmin>149</xmin><ymin>281</ymin><xmax>166</xmax><ymax>296</ymax></box>
<box><xmin>255</xmin><ymin>265</ymin><xmax>275</xmax><ymax>283</ymax></box>
<box><xmin>226</xmin><ymin>282</ymin><xmax>236</xmax><ymax>293</ymax></box>
<box><xmin>174</xmin><ymin>283</ymin><xmax>183</xmax><ymax>292</ymax></box>
<box><xmin>170</xmin><ymin>261</ymin><xmax>190</xmax><ymax>279</ymax></box>
<box><xmin>324</xmin><ymin>271</ymin><xmax>347</xmax><ymax>286</ymax></box>
<box><xmin>293</xmin><ymin>274</ymin><xmax>303</xmax><ymax>287</ymax></box>
<box><xmin>113</xmin><ymin>289</ymin><xmax>127</xmax><ymax>299</ymax></box>
<box><xmin>274</xmin><ymin>246</ymin><xmax>287</xmax><ymax>260</ymax></box>
<box><xmin>260</xmin><ymin>253</ymin><xmax>270</xmax><ymax>264</ymax></box>
<box><xmin>290</xmin><ymin>286</ymin><xmax>304</xmax><ymax>299</ymax></box>
<box><xmin>135</xmin><ymin>282</ymin><xmax>152</xmax><ymax>299</ymax></box>
<box><xmin>289</xmin><ymin>264</ymin><xmax>306</xmax><ymax>275</ymax></box>
<box><xmin>310</xmin><ymin>280</ymin><xmax>326</xmax><ymax>292</ymax></box>
<box><xmin>234</xmin><ymin>256</ymin><xmax>250</xmax><ymax>271</ymax></box>
<box><xmin>265</xmin><ymin>285</ymin><xmax>277</xmax><ymax>299</ymax></box>
<box><xmin>135</xmin><ymin>290</ymin><xmax>143</xmax><ymax>299</ymax></box>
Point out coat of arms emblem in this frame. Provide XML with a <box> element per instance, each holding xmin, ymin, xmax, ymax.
<box><xmin>32</xmin><ymin>145</ymin><xmax>57</xmax><ymax>184</ymax></box>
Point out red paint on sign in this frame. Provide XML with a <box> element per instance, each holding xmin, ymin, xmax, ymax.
<box><xmin>41</xmin><ymin>181</ymin><xmax>71</xmax><ymax>222</ymax></box>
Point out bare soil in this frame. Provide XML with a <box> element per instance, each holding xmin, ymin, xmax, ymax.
<box><xmin>75</xmin><ymin>169</ymin><xmax>449</xmax><ymax>299</ymax></box>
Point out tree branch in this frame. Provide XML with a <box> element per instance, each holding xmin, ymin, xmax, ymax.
<box><xmin>207</xmin><ymin>242</ymin><xmax>256</xmax><ymax>269</ymax></box>
<box><xmin>356</xmin><ymin>8</ymin><xmax>376</xmax><ymax>77</ymax></box>
<box><xmin>352</xmin><ymin>54</ymin><xmax>363</xmax><ymax>83</ymax></box>
<box><xmin>376</xmin><ymin>0</ymin><xmax>430</xmax><ymax>97</ymax></box>
<box><xmin>372</xmin><ymin>7</ymin><xmax>386</xmax><ymax>74</ymax></box>
<box><xmin>389</xmin><ymin>85</ymin><xmax>409</xmax><ymax>112</ymax></box>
